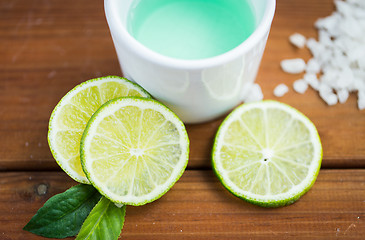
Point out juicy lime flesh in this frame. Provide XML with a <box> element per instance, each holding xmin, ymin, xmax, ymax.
<box><xmin>82</xmin><ymin>99</ymin><xmax>188</xmax><ymax>204</ymax></box>
<box><xmin>214</xmin><ymin>101</ymin><xmax>321</xmax><ymax>205</ymax></box>
<box><xmin>50</xmin><ymin>78</ymin><xmax>150</xmax><ymax>183</ymax></box>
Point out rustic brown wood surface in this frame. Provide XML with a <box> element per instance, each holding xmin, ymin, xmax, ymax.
<box><xmin>1</xmin><ymin>170</ymin><xmax>364</xmax><ymax>239</ymax></box>
<box><xmin>0</xmin><ymin>0</ymin><xmax>364</xmax><ymax>239</ymax></box>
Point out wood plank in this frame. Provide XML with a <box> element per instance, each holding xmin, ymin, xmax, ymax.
<box><xmin>0</xmin><ymin>0</ymin><xmax>364</xmax><ymax>171</ymax></box>
<box><xmin>0</xmin><ymin>170</ymin><xmax>364</xmax><ymax>239</ymax></box>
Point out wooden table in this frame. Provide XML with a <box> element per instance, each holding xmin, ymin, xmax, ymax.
<box><xmin>1</xmin><ymin>0</ymin><xmax>364</xmax><ymax>239</ymax></box>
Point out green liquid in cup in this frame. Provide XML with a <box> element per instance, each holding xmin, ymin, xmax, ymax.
<box><xmin>127</xmin><ymin>0</ymin><xmax>256</xmax><ymax>60</ymax></box>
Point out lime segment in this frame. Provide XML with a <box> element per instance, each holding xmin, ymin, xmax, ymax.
<box><xmin>48</xmin><ymin>76</ymin><xmax>151</xmax><ymax>184</ymax></box>
<box><xmin>212</xmin><ymin>100</ymin><xmax>322</xmax><ymax>207</ymax></box>
<box><xmin>80</xmin><ymin>97</ymin><xmax>189</xmax><ymax>206</ymax></box>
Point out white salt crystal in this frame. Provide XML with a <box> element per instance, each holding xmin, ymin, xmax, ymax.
<box><xmin>335</xmin><ymin>0</ymin><xmax>353</xmax><ymax>17</ymax></box>
<box><xmin>315</xmin><ymin>13</ymin><xmax>334</xmax><ymax>29</ymax></box>
<box><xmin>358</xmin><ymin>91</ymin><xmax>365</xmax><ymax>110</ymax></box>
<box><xmin>333</xmin><ymin>38</ymin><xmax>347</xmax><ymax>52</ymax></box>
<box><xmin>318</xmin><ymin>50</ymin><xmax>332</xmax><ymax>67</ymax></box>
<box><xmin>346</xmin><ymin>77</ymin><xmax>361</xmax><ymax>92</ymax></box>
<box><xmin>283</xmin><ymin>0</ymin><xmax>365</xmax><ymax>109</ymax></box>
<box><xmin>319</xmin><ymin>82</ymin><xmax>333</xmax><ymax>95</ymax></box>
<box><xmin>347</xmin><ymin>45</ymin><xmax>365</xmax><ymax>62</ymax></box>
<box><xmin>280</xmin><ymin>58</ymin><xmax>306</xmax><ymax>74</ymax></box>
<box><xmin>331</xmin><ymin>48</ymin><xmax>348</xmax><ymax>69</ymax></box>
<box><xmin>273</xmin><ymin>84</ymin><xmax>289</xmax><ymax>97</ymax></box>
<box><xmin>289</xmin><ymin>33</ymin><xmax>306</xmax><ymax>48</ymax></box>
<box><xmin>304</xmin><ymin>73</ymin><xmax>320</xmax><ymax>90</ymax></box>
<box><xmin>315</xmin><ymin>13</ymin><xmax>341</xmax><ymax>34</ymax></box>
<box><xmin>243</xmin><ymin>83</ymin><xmax>263</xmax><ymax>103</ymax></box>
<box><xmin>306</xmin><ymin>58</ymin><xmax>321</xmax><ymax>74</ymax></box>
<box><xmin>352</xmin><ymin>76</ymin><xmax>365</xmax><ymax>93</ymax></box>
<box><xmin>320</xmin><ymin>91</ymin><xmax>338</xmax><ymax>105</ymax></box>
<box><xmin>353</xmin><ymin>70</ymin><xmax>365</xmax><ymax>82</ymax></box>
<box><xmin>337</xmin><ymin>89</ymin><xmax>349</xmax><ymax>103</ymax></box>
<box><xmin>293</xmin><ymin>79</ymin><xmax>308</xmax><ymax>94</ymax></box>
<box><xmin>347</xmin><ymin>0</ymin><xmax>365</xmax><ymax>9</ymax></box>
<box><xmin>320</xmin><ymin>69</ymin><xmax>341</xmax><ymax>89</ymax></box>
<box><xmin>337</xmin><ymin>67</ymin><xmax>354</xmax><ymax>89</ymax></box>
<box><xmin>306</xmin><ymin>38</ymin><xmax>320</xmax><ymax>57</ymax></box>
<box><xmin>354</xmin><ymin>8</ymin><xmax>365</xmax><ymax>19</ymax></box>
<box><xmin>319</xmin><ymin>83</ymin><xmax>337</xmax><ymax>105</ymax></box>
<box><xmin>358</xmin><ymin>56</ymin><xmax>365</xmax><ymax>70</ymax></box>
<box><xmin>340</xmin><ymin>15</ymin><xmax>362</xmax><ymax>39</ymax></box>
<box><xmin>354</xmin><ymin>78</ymin><xmax>365</xmax><ymax>91</ymax></box>
<box><xmin>318</xmin><ymin>30</ymin><xmax>332</xmax><ymax>47</ymax></box>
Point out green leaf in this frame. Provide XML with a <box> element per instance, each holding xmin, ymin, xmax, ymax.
<box><xmin>23</xmin><ymin>184</ymin><xmax>101</xmax><ymax>238</ymax></box>
<box><xmin>76</xmin><ymin>197</ymin><xmax>126</xmax><ymax>240</ymax></box>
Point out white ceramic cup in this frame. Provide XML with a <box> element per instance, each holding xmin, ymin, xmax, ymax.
<box><xmin>105</xmin><ymin>0</ymin><xmax>276</xmax><ymax>123</ymax></box>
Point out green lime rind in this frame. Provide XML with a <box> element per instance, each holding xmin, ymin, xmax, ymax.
<box><xmin>212</xmin><ymin>100</ymin><xmax>322</xmax><ymax>208</ymax></box>
<box><xmin>48</xmin><ymin>76</ymin><xmax>151</xmax><ymax>184</ymax></box>
<box><xmin>80</xmin><ymin>97</ymin><xmax>189</xmax><ymax>206</ymax></box>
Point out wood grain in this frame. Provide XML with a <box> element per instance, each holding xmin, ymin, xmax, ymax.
<box><xmin>0</xmin><ymin>170</ymin><xmax>364</xmax><ymax>240</ymax></box>
<box><xmin>0</xmin><ymin>0</ymin><xmax>364</xmax><ymax>239</ymax></box>
<box><xmin>0</xmin><ymin>0</ymin><xmax>364</xmax><ymax>171</ymax></box>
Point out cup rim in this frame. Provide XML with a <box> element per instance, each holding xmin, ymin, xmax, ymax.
<box><xmin>105</xmin><ymin>0</ymin><xmax>276</xmax><ymax>70</ymax></box>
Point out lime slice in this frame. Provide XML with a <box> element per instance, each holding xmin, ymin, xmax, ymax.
<box><xmin>80</xmin><ymin>97</ymin><xmax>189</xmax><ymax>206</ymax></box>
<box><xmin>48</xmin><ymin>76</ymin><xmax>151</xmax><ymax>184</ymax></box>
<box><xmin>212</xmin><ymin>100</ymin><xmax>322</xmax><ymax>207</ymax></box>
